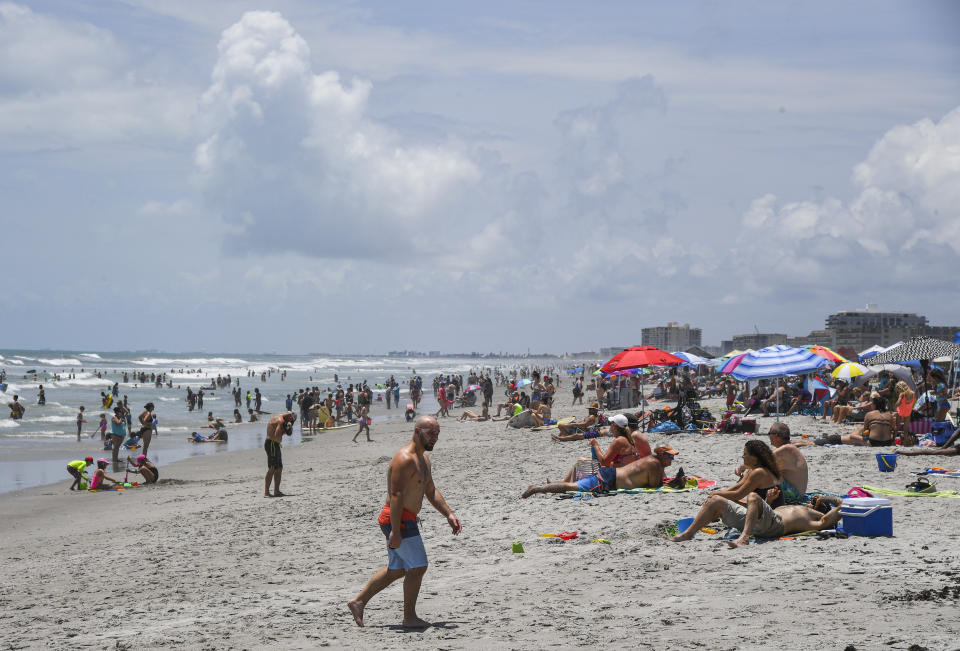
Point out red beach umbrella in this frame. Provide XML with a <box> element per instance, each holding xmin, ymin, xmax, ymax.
<box><xmin>600</xmin><ymin>346</ymin><xmax>684</xmax><ymax>373</ymax></box>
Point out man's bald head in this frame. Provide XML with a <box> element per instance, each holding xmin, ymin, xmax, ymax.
<box><xmin>415</xmin><ymin>415</ymin><xmax>439</xmax><ymax>432</ymax></box>
<box><xmin>768</xmin><ymin>422</ymin><xmax>790</xmax><ymax>441</ymax></box>
<box><xmin>414</xmin><ymin>415</ymin><xmax>439</xmax><ymax>451</ymax></box>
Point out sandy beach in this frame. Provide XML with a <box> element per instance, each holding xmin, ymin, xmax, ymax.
<box><xmin>1</xmin><ymin>397</ymin><xmax>958</xmax><ymax>650</ymax></box>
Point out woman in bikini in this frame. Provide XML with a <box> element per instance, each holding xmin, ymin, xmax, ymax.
<box><xmin>670</xmin><ymin>440</ymin><xmax>783</xmax><ymax>542</ymax></box>
<box><xmin>559</xmin><ymin>414</ymin><xmax>638</xmax><ymax>482</ymax></box>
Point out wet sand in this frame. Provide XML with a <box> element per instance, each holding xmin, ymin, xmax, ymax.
<box><xmin>1</xmin><ymin>397</ymin><xmax>956</xmax><ymax>649</ymax></box>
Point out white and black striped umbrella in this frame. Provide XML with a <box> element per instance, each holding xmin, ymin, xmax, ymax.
<box><xmin>863</xmin><ymin>336</ymin><xmax>960</xmax><ymax>365</ymax></box>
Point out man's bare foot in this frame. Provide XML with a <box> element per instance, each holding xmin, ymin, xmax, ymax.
<box><xmin>520</xmin><ymin>485</ymin><xmax>540</xmax><ymax>499</ymax></box>
<box><xmin>347</xmin><ymin>599</ymin><xmax>364</xmax><ymax>627</ymax></box>
<box><xmin>264</xmin><ymin>493</ymin><xmax>274</xmax><ymax>498</ymax></box>
<box><xmin>667</xmin><ymin>533</ymin><xmax>694</xmax><ymax>542</ymax></box>
<box><xmin>401</xmin><ymin>616</ymin><xmax>431</xmax><ymax>629</ymax></box>
<box><xmin>273</xmin><ymin>491</ymin><xmax>286</xmax><ymax>497</ymax></box>
<box><xmin>725</xmin><ymin>537</ymin><xmax>750</xmax><ymax>548</ymax></box>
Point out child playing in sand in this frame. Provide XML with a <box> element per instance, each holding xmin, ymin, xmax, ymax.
<box><xmin>67</xmin><ymin>457</ymin><xmax>94</xmax><ymax>490</ymax></box>
<box><xmin>88</xmin><ymin>458</ymin><xmax>120</xmax><ymax>491</ymax></box>
<box><xmin>98</xmin><ymin>414</ymin><xmax>108</xmax><ymax>440</ymax></box>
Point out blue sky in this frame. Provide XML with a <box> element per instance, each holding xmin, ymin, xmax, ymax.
<box><xmin>2</xmin><ymin>1</ymin><xmax>959</xmax><ymax>354</ymax></box>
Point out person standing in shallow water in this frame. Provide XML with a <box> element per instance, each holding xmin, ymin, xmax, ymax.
<box><xmin>348</xmin><ymin>416</ymin><xmax>461</xmax><ymax>629</ymax></box>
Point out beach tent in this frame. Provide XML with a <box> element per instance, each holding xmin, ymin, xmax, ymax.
<box><xmin>858</xmin><ymin>345</ymin><xmax>886</xmax><ymax>361</ymax></box>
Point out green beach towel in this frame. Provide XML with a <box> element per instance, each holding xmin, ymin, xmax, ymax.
<box><xmin>860</xmin><ymin>485</ymin><xmax>960</xmax><ymax>499</ymax></box>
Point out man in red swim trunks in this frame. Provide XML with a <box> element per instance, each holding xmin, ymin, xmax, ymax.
<box><xmin>348</xmin><ymin>415</ymin><xmax>462</xmax><ymax>629</ymax></box>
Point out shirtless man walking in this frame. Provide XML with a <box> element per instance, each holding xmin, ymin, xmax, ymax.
<box><xmin>521</xmin><ymin>445</ymin><xmax>677</xmax><ymax>497</ymax></box>
<box><xmin>348</xmin><ymin>416</ymin><xmax>462</xmax><ymax>628</ymax></box>
<box><xmin>264</xmin><ymin>412</ymin><xmax>296</xmax><ymax>498</ymax></box>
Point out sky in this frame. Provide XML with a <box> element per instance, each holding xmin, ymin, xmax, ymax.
<box><xmin>2</xmin><ymin>1</ymin><xmax>959</xmax><ymax>354</ymax></box>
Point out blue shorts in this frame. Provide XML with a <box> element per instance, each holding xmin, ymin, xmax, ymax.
<box><xmin>380</xmin><ymin>521</ymin><xmax>428</xmax><ymax>571</ymax></box>
<box><xmin>576</xmin><ymin>466</ymin><xmax>616</xmax><ymax>492</ymax></box>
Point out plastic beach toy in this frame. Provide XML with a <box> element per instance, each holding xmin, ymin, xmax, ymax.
<box><xmin>512</xmin><ymin>541</ymin><xmax>525</xmax><ymax>553</ymax></box>
<box><xmin>876</xmin><ymin>453</ymin><xmax>898</xmax><ymax>472</ymax></box>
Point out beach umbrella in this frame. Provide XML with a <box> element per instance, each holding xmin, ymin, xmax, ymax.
<box><xmin>515</xmin><ymin>378</ymin><xmax>533</xmax><ymax>388</ymax></box>
<box><xmin>806</xmin><ymin>345</ymin><xmax>848</xmax><ymax>364</ymax></box>
<box><xmin>729</xmin><ymin>345</ymin><xmax>830</xmax><ymax>381</ymax></box>
<box><xmin>864</xmin><ymin>336</ymin><xmax>960</xmax><ymax>365</ymax></box>
<box><xmin>718</xmin><ymin>353</ymin><xmax>749</xmax><ymax>374</ymax></box>
<box><xmin>566</xmin><ymin>367</ymin><xmax>583</xmax><ymax>374</ymax></box>
<box><xmin>875</xmin><ymin>364</ymin><xmax>916</xmax><ymax>387</ymax></box>
<box><xmin>728</xmin><ymin>345</ymin><xmax>830</xmax><ymax>420</ymax></box>
<box><xmin>464</xmin><ymin>384</ymin><xmax>481</xmax><ymax>392</ymax></box>
<box><xmin>672</xmin><ymin>352</ymin><xmax>711</xmax><ymax>366</ymax></box>
<box><xmin>599</xmin><ymin>346</ymin><xmax>684</xmax><ymax>374</ymax></box>
<box><xmin>599</xmin><ymin>346</ymin><xmax>683</xmax><ymax>418</ymax></box>
<box><xmin>831</xmin><ymin>362</ymin><xmax>868</xmax><ymax>381</ymax></box>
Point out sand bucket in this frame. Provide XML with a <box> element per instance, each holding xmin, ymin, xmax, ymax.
<box><xmin>876</xmin><ymin>453</ymin><xmax>898</xmax><ymax>472</ymax></box>
<box><xmin>676</xmin><ymin>517</ymin><xmax>695</xmax><ymax>536</ymax></box>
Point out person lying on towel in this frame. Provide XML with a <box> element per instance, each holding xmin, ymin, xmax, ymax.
<box><xmin>521</xmin><ymin>445</ymin><xmax>676</xmax><ymax>498</ymax></box>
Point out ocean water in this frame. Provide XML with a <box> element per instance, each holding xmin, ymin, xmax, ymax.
<box><xmin>0</xmin><ymin>350</ymin><xmax>577</xmax><ymax>493</ymax></box>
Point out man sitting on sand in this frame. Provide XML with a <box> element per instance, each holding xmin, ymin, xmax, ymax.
<box><xmin>521</xmin><ymin>445</ymin><xmax>677</xmax><ymax>497</ymax></box>
<box><xmin>736</xmin><ymin>423</ymin><xmax>808</xmax><ymax>502</ymax></box>
<box><xmin>555</xmin><ymin>402</ymin><xmax>601</xmax><ymax>436</ymax></box>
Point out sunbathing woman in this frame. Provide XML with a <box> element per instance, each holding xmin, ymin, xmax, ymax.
<box><xmin>669</xmin><ymin>440</ymin><xmax>783</xmax><ymax>542</ymax></box>
<box><xmin>458</xmin><ymin>403</ymin><xmax>490</xmax><ymax>422</ymax></box>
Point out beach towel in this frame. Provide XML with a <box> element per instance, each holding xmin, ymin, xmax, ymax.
<box><xmin>562</xmin><ymin>476</ymin><xmax>715</xmax><ymax>500</ymax></box>
<box><xmin>860</xmin><ymin>485</ymin><xmax>960</xmax><ymax>499</ymax></box>
<box><xmin>531</xmin><ymin>416</ymin><xmax>574</xmax><ymax>431</ymax></box>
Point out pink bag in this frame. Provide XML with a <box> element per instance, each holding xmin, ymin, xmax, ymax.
<box><xmin>846</xmin><ymin>487</ymin><xmax>873</xmax><ymax>498</ymax></box>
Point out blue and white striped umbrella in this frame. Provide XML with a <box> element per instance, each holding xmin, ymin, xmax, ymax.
<box><xmin>729</xmin><ymin>345</ymin><xmax>829</xmax><ymax>380</ymax></box>
<box><xmin>671</xmin><ymin>352</ymin><xmax>711</xmax><ymax>366</ymax></box>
